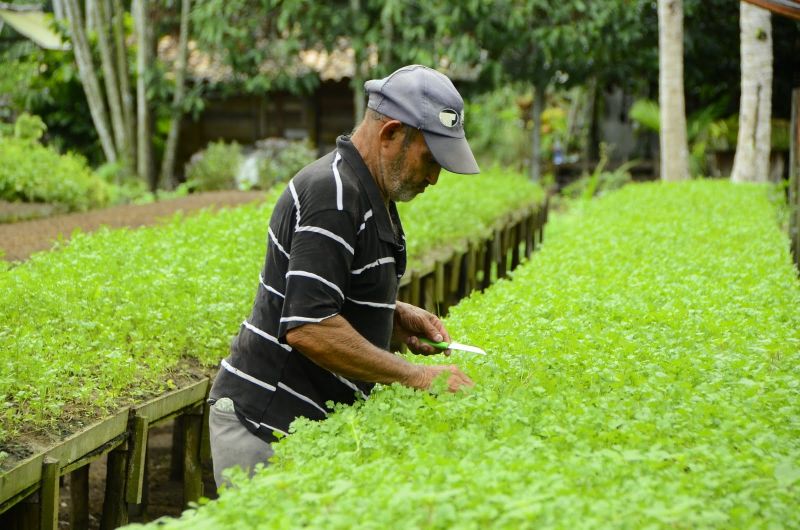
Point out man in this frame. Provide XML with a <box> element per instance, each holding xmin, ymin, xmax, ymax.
<box><xmin>208</xmin><ymin>64</ymin><xmax>480</xmax><ymax>487</ymax></box>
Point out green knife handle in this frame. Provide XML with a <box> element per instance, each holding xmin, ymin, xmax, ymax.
<box><xmin>419</xmin><ymin>338</ymin><xmax>449</xmax><ymax>349</ymax></box>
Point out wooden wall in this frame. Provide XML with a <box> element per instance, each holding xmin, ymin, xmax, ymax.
<box><xmin>176</xmin><ymin>79</ymin><xmax>356</xmax><ymax>179</ymax></box>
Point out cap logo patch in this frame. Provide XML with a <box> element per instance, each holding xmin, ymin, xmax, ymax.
<box><xmin>439</xmin><ymin>109</ymin><xmax>460</xmax><ymax>128</ymax></box>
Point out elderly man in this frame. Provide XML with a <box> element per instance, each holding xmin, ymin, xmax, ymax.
<box><xmin>208</xmin><ymin>64</ymin><xmax>480</xmax><ymax>487</ymax></box>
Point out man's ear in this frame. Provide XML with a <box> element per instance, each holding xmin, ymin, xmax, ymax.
<box><xmin>378</xmin><ymin>119</ymin><xmax>404</xmax><ymax>145</ymax></box>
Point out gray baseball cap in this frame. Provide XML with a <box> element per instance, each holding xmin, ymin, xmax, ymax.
<box><xmin>364</xmin><ymin>65</ymin><xmax>480</xmax><ymax>175</ymax></box>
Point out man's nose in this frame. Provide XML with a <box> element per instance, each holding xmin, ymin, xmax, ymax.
<box><xmin>427</xmin><ymin>167</ymin><xmax>441</xmax><ymax>185</ymax></box>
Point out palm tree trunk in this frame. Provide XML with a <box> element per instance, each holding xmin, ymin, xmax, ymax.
<box><xmin>91</xmin><ymin>0</ymin><xmax>129</xmax><ymax>176</ymax></box>
<box><xmin>133</xmin><ymin>0</ymin><xmax>154</xmax><ymax>188</ymax></box>
<box><xmin>64</xmin><ymin>0</ymin><xmax>118</xmax><ymax>164</ymax></box>
<box><xmin>657</xmin><ymin>0</ymin><xmax>690</xmax><ymax>181</ymax></box>
<box><xmin>731</xmin><ymin>2</ymin><xmax>772</xmax><ymax>183</ymax></box>
<box><xmin>113</xmin><ymin>0</ymin><xmax>136</xmax><ymax>170</ymax></box>
<box><xmin>53</xmin><ymin>0</ymin><xmax>66</xmax><ymax>20</ymax></box>
<box><xmin>159</xmin><ymin>0</ymin><xmax>192</xmax><ymax>189</ymax></box>
<box><xmin>790</xmin><ymin>88</ymin><xmax>800</xmax><ymax>267</ymax></box>
<box><xmin>529</xmin><ymin>81</ymin><xmax>545</xmax><ymax>182</ymax></box>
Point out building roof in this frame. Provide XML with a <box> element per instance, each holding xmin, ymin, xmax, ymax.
<box><xmin>742</xmin><ymin>0</ymin><xmax>800</xmax><ymax>20</ymax></box>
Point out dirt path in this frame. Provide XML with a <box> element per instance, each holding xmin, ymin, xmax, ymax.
<box><xmin>0</xmin><ymin>190</ymin><xmax>266</xmax><ymax>262</ymax></box>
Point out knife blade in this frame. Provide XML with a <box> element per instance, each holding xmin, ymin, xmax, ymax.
<box><xmin>419</xmin><ymin>338</ymin><xmax>487</xmax><ymax>355</ymax></box>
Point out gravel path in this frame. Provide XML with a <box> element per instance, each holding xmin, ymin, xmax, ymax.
<box><xmin>0</xmin><ymin>190</ymin><xmax>266</xmax><ymax>262</ymax></box>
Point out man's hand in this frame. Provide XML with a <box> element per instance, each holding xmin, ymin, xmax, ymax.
<box><xmin>404</xmin><ymin>364</ymin><xmax>474</xmax><ymax>392</ymax></box>
<box><xmin>392</xmin><ymin>301</ymin><xmax>451</xmax><ymax>355</ymax></box>
<box><xmin>286</xmin><ymin>315</ymin><xmax>474</xmax><ymax>394</ymax></box>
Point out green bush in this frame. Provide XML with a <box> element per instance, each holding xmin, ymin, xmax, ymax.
<box><xmin>561</xmin><ymin>143</ymin><xmax>634</xmax><ymax>200</ymax></box>
<box><xmin>0</xmin><ymin>135</ymin><xmax>110</xmax><ymax>211</ymax></box>
<box><xmin>254</xmin><ymin>138</ymin><xmax>316</xmax><ymax>190</ymax></box>
<box><xmin>184</xmin><ymin>141</ymin><xmax>242</xmax><ymax>191</ymax></box>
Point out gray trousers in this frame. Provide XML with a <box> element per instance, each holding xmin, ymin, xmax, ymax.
<box><xmin>208</xmin><ymin>399</ymin><xmax>274</xmax><ymax>488</ymax></box>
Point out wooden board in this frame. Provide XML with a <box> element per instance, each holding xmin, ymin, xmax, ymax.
<box><xmin>132</xmin><ymin>379</ymin><xmax>209</xmax><ymax>423</ymax></box>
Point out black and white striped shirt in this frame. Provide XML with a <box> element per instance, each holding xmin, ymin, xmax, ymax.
<box><xmin>209</xmin><ymin>136</ymin><xmax>407</xmax><ymax>442</ymax></box>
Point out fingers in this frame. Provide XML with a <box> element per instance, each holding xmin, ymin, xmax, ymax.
<box><xmin>405</xmin><ymin>335</ymin><xmax>450</xmax><ymax>356</ymax></box>
<box><xmin>420</xmin><ymin>311</ymin><xmax>449</xmax><ymax>344</ymax></box>
<box><xmin>412</xmin><ymin>365</ymin><xmax>473</xmax><ymax>392</ymax></box>
<box><xmin>444</xmin><ymin>364</ymin><xmax>474</xmax><ymax>392</ymax></box>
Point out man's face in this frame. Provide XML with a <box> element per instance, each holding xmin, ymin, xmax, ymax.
<box><xmin>383</xmin><ymin>130</ymin><xmax>442</xmax><ymax>203</ymax></box>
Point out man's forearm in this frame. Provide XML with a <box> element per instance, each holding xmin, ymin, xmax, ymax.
<box><xmin>285</xmin><ymin>315</ymin><xmax>422</xmax><ymax>386</ymax></box>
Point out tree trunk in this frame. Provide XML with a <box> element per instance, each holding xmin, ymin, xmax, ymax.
<box><xmin>731</xmin><ymin>2</ymin><xmax>772</xmax><ymax>183</ymax></box>
<box><xmin>64</xmin><ymin>0</ymin><xmax>118</xmax><ymax>164</ymax></box>
<box><xmin>113</xmin><ymin>0</ymin><xmax>136</xmax><ymax>171</ymax></box>
<box><xmin>580</xmin><ymin>77</ymin><xmax>598</xmax><ymax>174</ymax></box>
<box><xmin>91</xmin><ymin>0</ymin><xmax>129</xmax><ymax>176</ymax></box>
<box><xmin>790</xmin><ymin>88</ymin><xmax>800</xmax><ymax>269</ymax></box>
<box><xmin>657</xmin><ymin>0</ymin><xmax>690</xmax><ymax>181</ymax></box>
<box><xmin>53</xmin><ymin>0</ymin><xmax>66</xmax><ymax>20</ymax></box>
<box><xmin>134</xmin><ymin>0</ymin><xmax>154</xmax><ymax>188</ymax></box>
<box><xmin>159</xmin><ymin>0</ymin><xmax>192</xmax><ymax>189</ymax></box>
<box><xmin>529</xmin><ymin>82</ymin><xmax>545</xmax><ymax>183</ymax></box>
<box><xmin>350</xmin><ymin>0</ymin><xmax>365</xmax><ymax>126</ymax></box>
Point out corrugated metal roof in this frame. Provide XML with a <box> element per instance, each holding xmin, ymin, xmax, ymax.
<box><xmin>742</xmin><ymin>0</ymin><xmax>800</xmax><ymax>20</ymax></box>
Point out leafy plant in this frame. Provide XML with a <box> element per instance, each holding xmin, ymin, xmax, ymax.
<box><xmin>560</xmin><ymin>143</ymin><xmax>634</xmax><ymax>200</ymax></box>
<box><xmin>0</xmin><ymin>133</ymin><xmax>111</xmax><ymax>211</ymax></box>
<box><xmin>0</xmin><ymin>169</ymin><xmax>542</xmax><ymax>450</ymax></box>
<box><xmin>629</xmin><ymin>99</ymin><xmax>660</xmax><ymax>133</ymax></box>
<box><xmin>12</xmin><ymin>113</ymin><xmax>47</xmax><ymax>142</ymax></box>
<box><xmin>253</xmin><ymin>138</ymin><xmax>316</xmax><ymax>190</ymax></box>
<box><xmin>630</xmin><ymin>98</ymin><xmax>728</xmax><ymax>176</ymax></box>
<box><xmin>124</xmin><ymin>179</ymin><xmax>800</xmax><ymax>530</ymax></box>
<box><xmin>184</xmin><ymin>141</ymin><xmax>243</xmax><ymax>191</ymax></box>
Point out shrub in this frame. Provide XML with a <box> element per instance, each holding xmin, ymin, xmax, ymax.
<box><xmin>560</xmin><ymin>143</ymin><xmax>634</xmax><ymax>200</ymax></box>
<box><xmin>253</xmin><ymin>138</ymin><xmax>316</xmax><ymax>190</ymax></box>
<box><xmin>184</xmin><ymin>141</ymin><xmax>242</xmax><ymax>191</ymax></box>
<box><xmin>0</xmin><ymin>135</ymin><xmax>110</xmax><ymax>211</ymax></box>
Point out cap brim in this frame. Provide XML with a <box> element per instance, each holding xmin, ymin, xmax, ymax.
<box><xmin>422</xmin><ymin>131</ymin><xmax>480</xmax><ymax>175</ymax></box>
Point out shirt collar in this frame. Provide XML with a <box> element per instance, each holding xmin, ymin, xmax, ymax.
<box><xmin>336</xmin><ymin>135</ymin><xmax>399</xmax><ymax>244</ymax></box>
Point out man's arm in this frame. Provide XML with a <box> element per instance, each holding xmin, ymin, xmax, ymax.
<box><xmin>285</xmin><ymin>315</ymin><xmax>473</xmax><ymax>392</ymax></box>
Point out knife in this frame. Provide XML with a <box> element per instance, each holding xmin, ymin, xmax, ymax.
<box><xmin>419</xmin><ymin>337</ymin><xmax>487</xmax><ymax>355</ymax></box>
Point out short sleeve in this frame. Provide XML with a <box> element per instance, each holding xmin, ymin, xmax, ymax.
<box><xmin>277</xmin><ymin>208</ymin><xmax>356</xmax><ymax>339</ymax></box>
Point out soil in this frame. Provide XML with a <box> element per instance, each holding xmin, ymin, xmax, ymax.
<box><xmin>1</xmin><ymin>192</ymin><xmax>262</xmax><ymax>528</ymax></box>
<box><xmin>0</xmin><ymin>190</ymin><xmax>266</xmax><ymax>263</ymax></box>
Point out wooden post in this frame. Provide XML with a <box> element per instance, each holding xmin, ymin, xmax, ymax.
<box><xmin>481</xmin><ymin>239</ymin><xmax>493</xmax><ymax>290</ymax></box>
<box><xmin>409</xmin><ymin>272</ymin><xmax>421</xmax><ymax>307</ymax></box>
<box><xmin>100</xmin><ymin>448</ymin><xmax>129</xmax><ymax>530</ymax></box>
<box><xmin>792</xmin><ymin>89</ymin><xmax>799</xmax><ymax>261</ymax></box>
<box><xmin>69</xmin><ymin>465</ymin><xmax>90</xmax><ymax>530</ymax></box>
<box><xmin>511</xmin><ymin>221</ymin><xmax>522</xmax><ymax>270</ymax></box>
<box><xmin>183</xmin><ymin>409</ymin><xmax>204</xmax><ymax>506</ymax></box>
<box><xmin>200</xmin><ymin>401</ymin><xmax>212</xmax><ymax>466</ymax></box>
<box><xmin>125</xmin><ymin>415</ymin><xmax>149</xmax><ymax>504</ymax></box>
<box><xmin>524</xmin><ymin>210</ymin><xmax>534</xmax><ymax>258</ymax></box>
<box><xmin>39</xmin><ymin>458</ymin><xmax>59</xmax><ymax>530</ymax></box>
<box><xmin>449</xmin><ymin>251</ymin><xmax>463</xmax><ymax>300</ymax></box>
<box><xmin>422</xmin><ymin>275</ymin><xmax>436</xmax><ymax>313</ymax></box>
<box><xmin>496</xmin><ymin>229</ymin><xmax>506</xmax><ymax>279</ymax></box>
<box><xmin>434</xmin><ymin>261</ymin><xmax>445</xmax><ymax>314</ymax></box>
<box><xmin>170</xmin><ymin>416</ymin><xmax>185</xmax><ymax>480</ymax></box>
<box><xmin>465</xmin><ymin>242</ymin><xmax>477</xmax><ymax>295</ymax></box>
